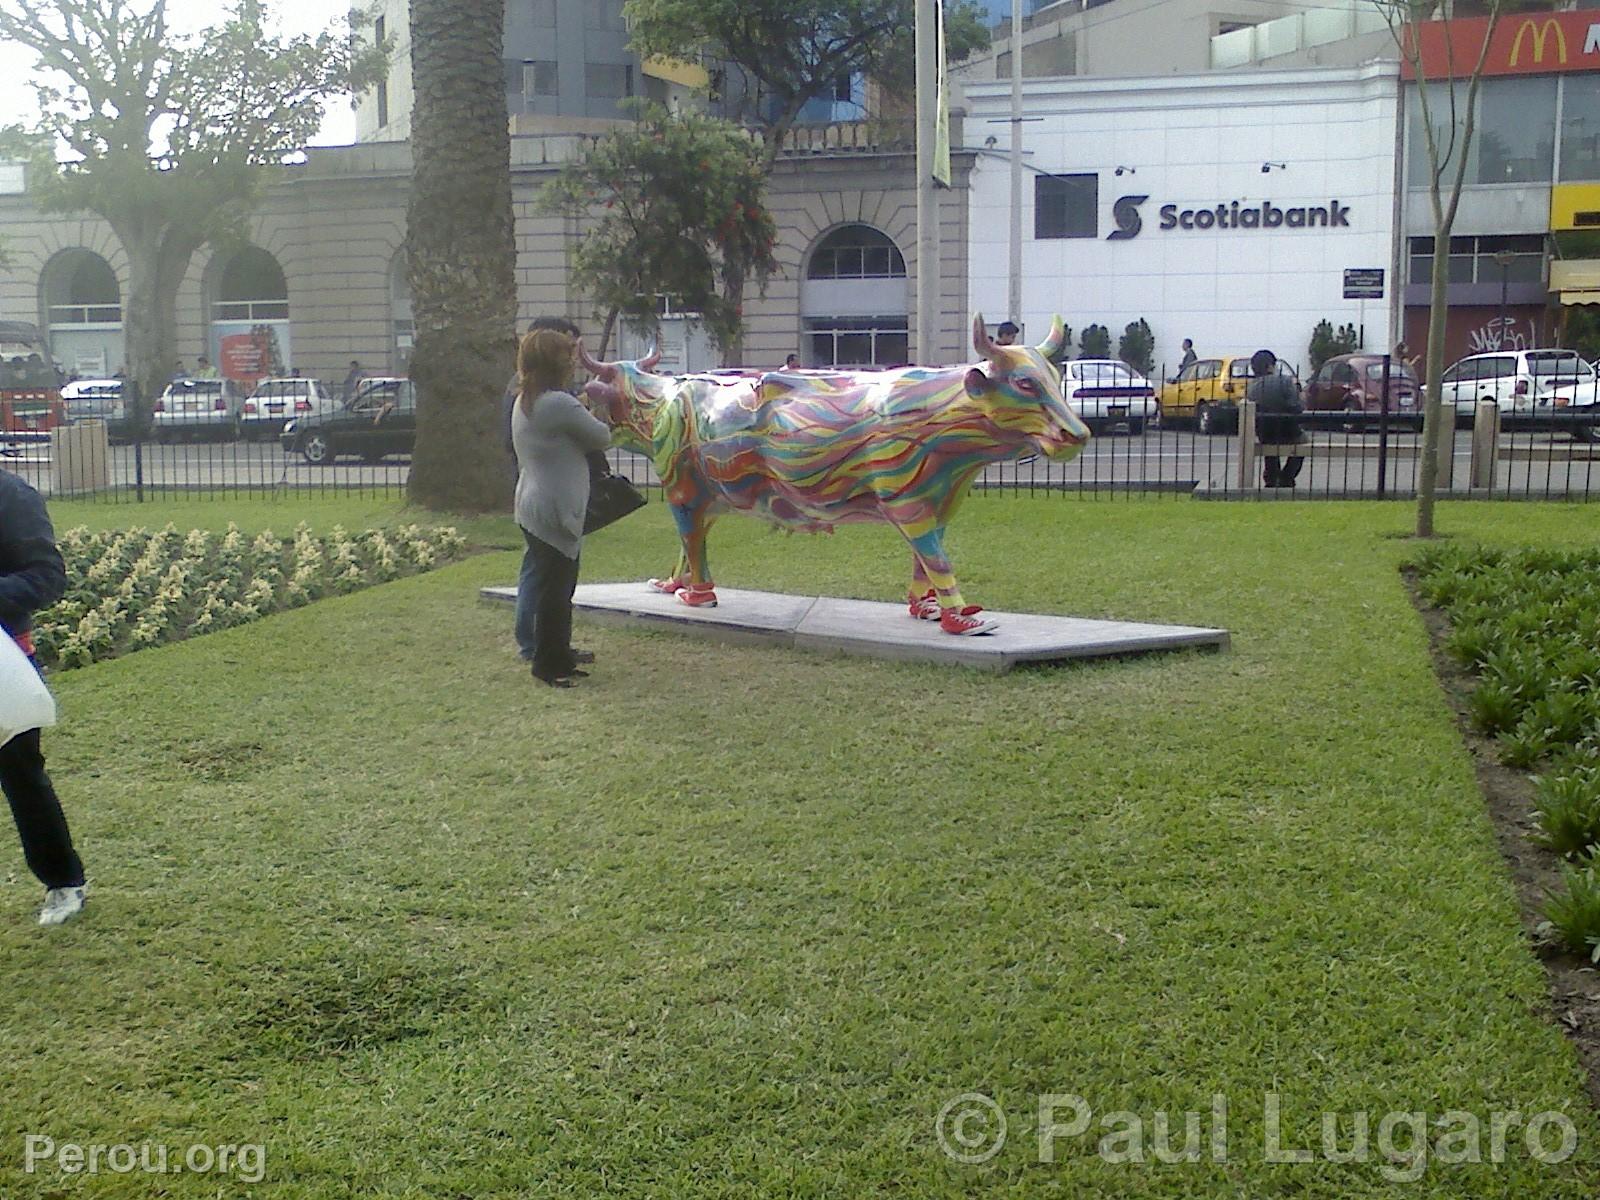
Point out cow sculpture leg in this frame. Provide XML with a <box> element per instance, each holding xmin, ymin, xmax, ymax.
<box><xmin>647</xmin><ymin>501</ymin><xmax>718</xmax><ymax>608</ymax></box>
<box><xmin>899</xmin><ymin>524</ymin><xmax>998</xmax><ymax>636</ymax></box>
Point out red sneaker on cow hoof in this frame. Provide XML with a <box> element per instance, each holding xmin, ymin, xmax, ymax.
<box><xmin>676</xmin><ymin>585</ymin><xmax>719</xmax><ymax>608</ymax></box>
<box><xmin>647</xmin><ymin>577</ymin><xmax>685</xmax><ymax>594</ymax></box>
<box><xmin>907</xmin><ymin>588</ymin><xmax>941</xmax><ymax>621</ymax></box>
<box><xmin>940</xmin><ymin>606</ymin><xmax>998</xmax><ymax>636</ymax></box>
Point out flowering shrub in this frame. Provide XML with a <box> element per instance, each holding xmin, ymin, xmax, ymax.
<box><xmin>34</xmin><ymin>522</ymin><xmax>468</xmax><ymax>671</ymax></box>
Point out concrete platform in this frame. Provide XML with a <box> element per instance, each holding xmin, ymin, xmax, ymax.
<box><xmin>480</xmin><ymin>583</ymin><xmax>1229</xmax><ymax>672</ymax></box>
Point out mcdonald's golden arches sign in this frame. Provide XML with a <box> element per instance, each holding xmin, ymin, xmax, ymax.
<box><xmin>1403</xmin><ymin>10</ymin><xmax>1600</xmax><ymax>80</ymax></box>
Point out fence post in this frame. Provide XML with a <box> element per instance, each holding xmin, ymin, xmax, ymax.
<box><xmin>1434</xmin><ymin>398</ymin><xmax>1456</xmax><ymax>490</ymax></box>
<box><xmin>1469</xmin><ymin>400</ymin><xmax>1499</xmax><ymax>490</ymax></box>
<box><xmin>1236</xmin><ymin>399</ymin><xmax>1257</xmax><ymax>491</ymax></box>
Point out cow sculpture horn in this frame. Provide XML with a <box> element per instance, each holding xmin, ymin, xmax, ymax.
<box><xmin>972</xmin><ymin>314</ymin><xmax>999</xmax><ymax>362</ymax></box>
<box><xmin>1037</xmin><ymin>315</ymin><xmax>1066</xmax><ymax>360</ymax></box>
<box><xmin>576</xmin><ymin>340</ymin><xmax>615</xmax><ymax>381</ymax></box>
<box><xmin>638</xmin><ymin>346</ymin><xmax>661</xmax><ymax>372</ymax></box>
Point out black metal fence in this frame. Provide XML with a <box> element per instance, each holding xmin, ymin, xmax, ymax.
<box><xmin>7</xmin><ymin>362</ymin><xmax>1598</xmax><ymax>503</ymax></box>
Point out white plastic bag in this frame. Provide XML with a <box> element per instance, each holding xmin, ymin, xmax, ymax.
<box><xmin>0</xmin><ymin>633</ymin><xmax>55</xmax><ymax>748</ymax></box>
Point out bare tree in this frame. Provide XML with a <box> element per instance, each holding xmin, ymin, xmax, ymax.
<box><xmin>1377</xmin><ymin>0</ymin><xmax>1504</xmax><ymax>537</ymax></box>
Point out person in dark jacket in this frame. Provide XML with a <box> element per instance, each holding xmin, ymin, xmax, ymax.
<box><xmin>504</xmin><ymin>317</ymin><xmax>607</xmax><ymax>665</ymax></box>
<box><xmin>0</xmin><ymin>469</ymin><xmax>86</xmax><ymax>926</ymax></box>
<box><xmin>1247</xmin><ymin>348</ymin><xmax>1304</xmax><ymax>488</ymax></box>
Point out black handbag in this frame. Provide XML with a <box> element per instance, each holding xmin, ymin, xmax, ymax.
<box><xmin>584</xmin><ymin>471</ymin><xmax>647</xmax><ymax>534</ymax></box>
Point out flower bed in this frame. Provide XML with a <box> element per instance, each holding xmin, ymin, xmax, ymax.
<box><xmin>1415</xmin><ymin>542</ymin><xmax>1600</xmax><ymax>958</ymax></box>
<box><xmin>34</xmin><ymin>522</ymin><xmax>468</xmax><ymax>671</ymax></box>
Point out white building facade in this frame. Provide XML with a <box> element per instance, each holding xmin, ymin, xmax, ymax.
<box><xmin>964</xmin><ymin>63</ymin><xmax>1402</xmax><ymax>372</ymax></box>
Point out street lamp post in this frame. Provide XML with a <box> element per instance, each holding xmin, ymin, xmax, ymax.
<box><xmin>1492</xmin><ymin>249</ymin><xmax>1514</xmax><ymax>350</ymax></box>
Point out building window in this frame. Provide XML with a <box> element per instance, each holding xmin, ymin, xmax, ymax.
<box><xmin>1407</xmin><ymin>81</ymin><xmax>1477</xmax><ymax>188</ymax></box>
<box><xmin>523</xmin><ymin>60</ymin><xmax>559</xmax><ymax>97</ymax></box>
<box><xmin>585</xmin><ymin>63</ymin><xmax>633</xmax><ymax>100</ymax></box>
<box><xmin>213</xmin><ymin>247</ymin><xmax>289</xmax><ymax>322</ymax></box>
<box><xmin>806</xmin><ymin>318</ymin><xmax>910</xmax><ymax>368</ymax></box>
<box><xmin>806</xmin><ymin>226</ymin><xmax>907</xmax><ymax>280</ymax></box>
<box><xmin>833</xmin><ymin>74</ymin><xmax>853</xmax><ymax>102</ymax></box>
<box><xmin>1561</xmin><ymin>74</ymin><xmax>1600</xmax><ymax>181</ymax></box>
<box><xmin>1408</xmin><ymin>234</ymin><xmax>1544</xmax><ymax>285</ymax></box>
<box><xmin>1476</xmin><ymin>76</ymin><xmax>1556</xmax><ymax>184</ymax></box>
<box><xmin>585</xmin><ymin>2</ymin><xmax>626</xmax><ymax>30</ymax></box>
<box><xmin>374</xmin><ymin>17</ymin><xmax>388</xmax><ymax>126</ymax></box>
<box><xmin>529</xmin><ymin>0</ymin><xmax>556</xmax><ymax>24</ymax></box>
<box><xmin>1035</xmin><ymin>173</ymin><xmax>1097</xmax><ymax>239</ymax></box>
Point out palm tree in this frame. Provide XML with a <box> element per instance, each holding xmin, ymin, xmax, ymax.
<box><xmin>405</xmin><ymin>0</ymin><xmax>519</xmax><ymax>512</ymax></box>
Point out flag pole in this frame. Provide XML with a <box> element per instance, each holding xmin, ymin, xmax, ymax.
<box><xmin>915</xmin><ymin>0</ymin><xmax>941</xmax><ymax>363</ymax></box>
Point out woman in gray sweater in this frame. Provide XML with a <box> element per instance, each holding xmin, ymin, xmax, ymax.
<box><xmin>513</xmin><ymin>327</ymin><xmax>614</xmax><ymax>687</ymax></box>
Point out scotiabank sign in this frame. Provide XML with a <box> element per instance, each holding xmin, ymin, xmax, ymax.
<box><xmin>1403</xmin><ymin>11</ymin><xmax>1600</xmax><ymax>80</ymax></box>
<box><xmin>1106</xmin><ymin>195</ymin><xmax>1351</xmax><ymax>238</ymax></box>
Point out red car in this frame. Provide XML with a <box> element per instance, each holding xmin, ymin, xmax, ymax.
<box><xmin>1304</xmin><ymin>353</ymin><xmax>1418</xmax><ymax>419</ymax></box>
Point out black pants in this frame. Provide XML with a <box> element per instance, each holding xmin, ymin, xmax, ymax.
<box><xmin>523</xmin><ymin>531</ymin><xmax>581</xmax><ymax>680</ymax></box>
<box><xmin>1</xmin><ymin>728</ymin><xmax>84</xmax><ymax>889</ymax></box>
<box><xmin>1264</xmin><ymin>455</ymin><xmax>1305</xmax><ymax>486</ymax></box>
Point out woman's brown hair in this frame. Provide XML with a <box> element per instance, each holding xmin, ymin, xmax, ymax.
<box><xmin>517</xmin><ymin>328</ymin><xmax>576</xmax><ymax>414</ymax></box>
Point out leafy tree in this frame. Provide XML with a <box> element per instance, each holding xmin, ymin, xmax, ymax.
<box><xmin>1078</xmin><ymin>324</ymin><xmax>1111</xmax><ymax>359</ymax></box>
<box><xmin>622</xmin><ymin>0</ymin><xmax>990</xmax><ymax>358</ymax></box>
<box><xmin>540</xmin><ymin>102</ymin><xmax>778</xmax><ymax>358</ymax></box>
<box><xmin>1376</xmin><ymin>0</ymin><xmax>1506</xmax><ymax>537</ymax></box>
<box><xmin>1308</xmin><ymin>318</ymin><xmax>1360</xmax><ymax>372</ymax></box>
<box><xmin>0</xmin><ymin>0</ymin><xmax>385</xmax><ymax>434</ymax></box>
<box><xmin>1117</xmin><ymin>318</ymin><xmax>1154</xmax><ymax>375</ymax></box>
<box><xmin>405</xmin><ymin>0</ymin><xmax>519</xmax><ymax>512</ymax></box>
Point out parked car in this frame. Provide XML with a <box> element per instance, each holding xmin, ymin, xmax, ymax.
<box><xmin>1158</xmin><ymin>355</ymin><xmax>1299</xmax><ymax>434</ymax></box>
<box><xmin>1059</xmin><ymin>359</ymin><xmax>1159</xmax><ymax>434</ymax></box>
<box><xmin>281</xmin><ymin>377</ymin><xmax>415</xmax><ymax>465</ymax></box>
<box><xmin>61</xmin><ymin>378</ymin><xmax>137</xmax><ymax>441</ymax></box>
<box><xmin>152</xmin><ymin>377</ymin><xmax>245</xmax><ymax>442</ymax></box>
<box><xmin>1303</xmin><ymin>354</ymin><xmax>1419</xmax><ymax>425</ymax></box>
<box><xmin>239</xmin><ymin>377</ymin><xmax>335</xmax><ymax>441</ymax></box>
<box><xmin>1439</xmin><ymin>349</ymin><xmax>1600</xmax><ymax>434</ymax></box>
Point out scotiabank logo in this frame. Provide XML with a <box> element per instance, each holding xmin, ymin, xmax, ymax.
<box><xmin>1510</xmin><ymin>17</ymin><xmax>1567</xmax><ymax>67</ymax></box>
<box><xmin>1107</xmin><ymin>194</ymin><xmax>1147</xmax><ymax>241</ymax></box>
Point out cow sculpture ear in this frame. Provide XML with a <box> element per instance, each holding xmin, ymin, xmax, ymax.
<box><xmin>1037</xmin><ymin>315</ymin><xmax>1067</xmax><ymax>359</ymax></box>
<box><xmin>964</xmin><ymin>367</ymin><xmax>993</xmax><ymax>399</ymax></box>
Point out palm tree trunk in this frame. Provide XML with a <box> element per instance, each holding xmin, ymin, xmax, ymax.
<box><xmin>405</xmin><ymin>0</ymin><xmax>519</xmax><ymax>513</ymax></box>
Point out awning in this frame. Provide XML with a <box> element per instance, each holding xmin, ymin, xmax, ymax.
<box><xmin>1560</xmin><ymin>290</ymin><xmax>1600</xmax><ymax>305</ymax></box>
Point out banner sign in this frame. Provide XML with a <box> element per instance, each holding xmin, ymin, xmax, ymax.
<box><xmin>1403</xmin><ymin>11</ymin><xmax>1600</xmax><ymax>80</ymax></box>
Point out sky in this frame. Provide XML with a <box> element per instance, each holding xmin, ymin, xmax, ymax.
<box><xmin>0</xmin><ymin>0</ymin><xmax>360</xmax><ymax>147</ymax></box>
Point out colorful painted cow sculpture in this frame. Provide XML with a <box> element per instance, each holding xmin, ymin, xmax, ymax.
<box><xmin>580</xmin><ymin>315</ymin><xmax>1089</xmax><ymax>634</ymax></box>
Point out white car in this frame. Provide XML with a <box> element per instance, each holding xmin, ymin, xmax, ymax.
<box><xmin>1438</xmin><ymin>349</ymin><xmax>1600</xmax><ymax>426</ymax></box>
<box><xmin>240</xmin><ymin>377</ymin><xmax>336</xmax><ymax>441</ymax></box>
<box><xmin>1059</xmin><ymin>359</ymin><xmax>1159</xmax><ymax>434</ymax></box>
<box><xmin>152</xmin><ymin>378</ymin><xmax>246</xmax><ymax>442</ymax></box>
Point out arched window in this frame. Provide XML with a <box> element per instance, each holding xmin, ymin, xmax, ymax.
<box><xmin>44</xmin><ymin>251</ymin><xmax>121</xmax><ymax>325</ymax></box>
<box><xmin>806</xmin><ymin>225</ymin><xmax>907</xmax><ymax>281</ymax></box>
<box><xmin>213</xmin><ymin>247</ymin><xmax>289</xmax><ymax>321</ymax></box>
<box><xmin>802</xmin><ymin>225</ymin><xmax>909</xmax><ymax>367</ymax></box>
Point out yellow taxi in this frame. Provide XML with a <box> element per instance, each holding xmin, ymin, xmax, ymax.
<box><xmin>1158</xmin><ymin>355</ymin><xmax>1297</xmax><ymax>434</ymax></box>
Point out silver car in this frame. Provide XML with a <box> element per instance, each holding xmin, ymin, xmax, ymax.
<box><xmin>60</xmin><ymin>378</ymin><xmax>135</xmax><ymax>441</ymax></box>
<box><xmin>152</xmin><ymin>378</ymin><xmax>245</xmax><ymax>442</ymax></box>
<box><xmin>240</xmin><ymin>377</ymin><xmax>334</xmax><ymax>441</ymax></box>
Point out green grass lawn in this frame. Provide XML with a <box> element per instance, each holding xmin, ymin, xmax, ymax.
<box><xmin>5</xmin><ymin>495</ymin><xmax>1600</xmax><ymax>1197</ymax></box>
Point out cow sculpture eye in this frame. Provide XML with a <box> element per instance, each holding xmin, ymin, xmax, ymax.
<box><xmin>1015</xmin><ymin>378</ymin><xmax>1038</xmax><ymax>395</ymax></box>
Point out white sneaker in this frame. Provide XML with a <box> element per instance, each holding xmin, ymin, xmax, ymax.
<box><xmin>38</xmin><ymin>885</ymin><xmax>86</xmax><ymax>927</ymax></box>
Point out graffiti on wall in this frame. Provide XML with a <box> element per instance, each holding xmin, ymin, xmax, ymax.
<box><xmin>1465</xmin><ymin>315</ymin><xmax>1539</xmax><ymax>355</ymax></box>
